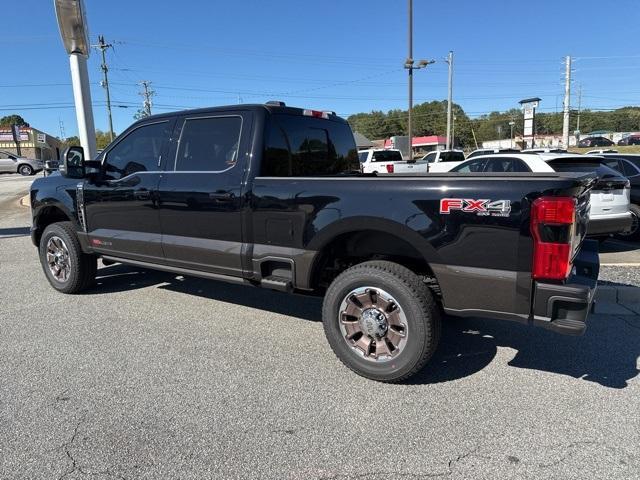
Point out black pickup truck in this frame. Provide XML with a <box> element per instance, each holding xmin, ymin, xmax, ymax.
<box><xmin>30</xmin><ymin>103</ymin><xmax>599</xmax><ymax>382</ymax></box>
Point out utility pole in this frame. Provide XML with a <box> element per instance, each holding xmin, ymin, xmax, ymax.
<box><xmin>404</xmin><ymin>0</ymin><xmax>434</xmax><ymax>160</ymax></box>
<box><xmin>445</xmin><ymin>51</ymin><xmax>454</xmax><ymax>149</ymax></box>
<box><xmin>562</xmin><ymin>55</ymin><xmax>572</xmax><ymax>148</ymax></box>
<box><xmin>93</xmin><ymin>35</ymin><xmax>114</xmax><ymax>142</ymax></box>
<box><xmin>139</xmin><ymin>81</ymin><xmax>155</xmax><ymax>117</ymax></box>
<box><xmin>576</xmin><ymin>83</ymin><xmax>582</xmax><ymax>138</ymax></box>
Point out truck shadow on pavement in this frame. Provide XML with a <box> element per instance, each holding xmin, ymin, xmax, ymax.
<box><xmin>411</xmin><ymin>314</ymin><xmax>640</xmax><ymax>389</ymax></box>
<box><xmin>92</xmin><ymin>264</ymin><xmax>640</xmax><ymax>389</ymax></box>
<box><xmin>93</xmin><ymin>263</ymin><xmax>323</xmax><ymax>322</ymax></box>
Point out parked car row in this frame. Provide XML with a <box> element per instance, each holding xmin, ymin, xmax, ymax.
<box><xmin>357</xmin><ymin>145</ymin><xmax>638</xmax><ymax>241</ymax></box>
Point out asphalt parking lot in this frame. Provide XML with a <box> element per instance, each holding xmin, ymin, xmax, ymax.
<box><xmin>1</xmin><ymin>173</ymin><xmax>639</xmax><ymax>479</ymax></box>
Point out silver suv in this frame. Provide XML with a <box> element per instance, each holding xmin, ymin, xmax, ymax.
<box><xmin>0</xmin><ymin>150</ymin><xmax>44</xmax><ymax>175</ymax></box>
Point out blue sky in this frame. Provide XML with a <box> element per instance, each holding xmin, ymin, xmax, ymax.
<box><xmin>3</xmin><ymin>0</ymin><xmax>640</xmax><ymax>137</ymax></box>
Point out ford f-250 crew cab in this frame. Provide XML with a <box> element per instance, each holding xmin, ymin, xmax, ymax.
<box><xmin>30</xmin><ymin>103</ymin><xmax>599</xmax><ymax>383</ymax></box>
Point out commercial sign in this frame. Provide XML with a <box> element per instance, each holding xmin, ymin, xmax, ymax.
<box><xmin>0</xmin><ymin>129</ymin><xmax>29</xmax><ymax>142</ymax></box>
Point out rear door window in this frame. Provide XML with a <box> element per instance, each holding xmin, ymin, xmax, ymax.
<box><xmin>484</xmin><ymin>157</ymin><xmax>531</xmax><ymax>172</ymax></box>
<box><xmin>439</xmin><ymin>151</ymin><xmax>465</xmax><ymax>162</ymax></box>
<box><xmin>372</xmin><ymin>150</ymin><xmax>402</xmax><ymax>162</ymax></box>
<box><xmin>175</xmin><ymin>116</ymin><xmax>242</xmax><ymax>172</ymax></box>
<box><xmin>453</xmin><ymin>159</ymin><xmax>487</xmax><ymax>172</ymax></box>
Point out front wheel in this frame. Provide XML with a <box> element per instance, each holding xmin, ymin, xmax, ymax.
<box><xmin>322</xmin><ymin>261</ymin><xmax>440</xmax><ymax>383</ymax></box>
<box><xmin>39</xmin><ymin>221</ymin><xmax>97</xmax><ymax>293</ymax></box>
<box><xmin>18</xmin><ymin>164</ymin><xmax>33</xmax><ymax>176</ymax></box>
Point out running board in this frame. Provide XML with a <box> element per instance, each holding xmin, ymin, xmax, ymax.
<box><xmin>101</xmin><ymin>256</ymin><xmax>251</xmax><ymax>286</ymax></box>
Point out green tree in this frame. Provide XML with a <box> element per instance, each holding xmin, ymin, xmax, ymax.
<box><xmin>95</xmin><ymin>130</ymin><xmax>115</xmax><ymax>150</ymax></box>
<box><xmin>0</xmin><ymin>114</ymin><xmax>29</xmax><ymax>127</ymax></box>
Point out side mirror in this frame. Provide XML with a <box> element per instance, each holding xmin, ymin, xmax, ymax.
<box><xmin>60</xmin><ymin>146</ymin><xmax>85</xmax><ymax>178</ymax></box>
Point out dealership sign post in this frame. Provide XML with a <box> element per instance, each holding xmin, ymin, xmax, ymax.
<box><xmin>54</xmin><ymin>0</ymin><xmax>97</xmax><ymax>160</ymax></box>
<box><xmin>519</xmin><ymin>97</ymin><xmax>541</xmax><ymax>149</ymax></box>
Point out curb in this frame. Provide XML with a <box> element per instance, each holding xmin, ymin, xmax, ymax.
<box><xmin>594</xmin><ymin>285</ymin><xmax>640</xmax><ymax>315</ymax></box>
<box><xmin>19</xmin><ymin>194</ymin><xmax>30</xmax><ymax>207</ymax></box>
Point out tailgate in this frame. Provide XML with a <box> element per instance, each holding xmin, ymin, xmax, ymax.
<box><xmin>590</xmin><ymin>178</ymin><xmax>630</xmax><ymax>217</ymax></box>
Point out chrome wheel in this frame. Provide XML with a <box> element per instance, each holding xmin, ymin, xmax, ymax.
<box><xmin>46</xmin><ymin>236</ymin><xmax>71</xmax><ymax>282</ymax></box>
<box><xmin>19</xmin><ymin>165</ymin><xmax>32</xmax><ymax>176</ymax></box>
<box><xmin>338</xmin><ymin>287</ymin><xmax>408</xmax><ymax>362</ymax></box>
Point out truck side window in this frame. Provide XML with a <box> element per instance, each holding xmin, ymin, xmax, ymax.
<box><xmin>103</xmin><ymin>121</ymin><xmax>168</xmax><ymax>180</ymax></box>
<box><xmin>262</xmin><ymin>115</ymin><xmax>359</xmax><ymax>176</ymax></box>
<box><xmin>175</xmin><ymin>116</ymin><xmax>242</xmax><ymax>172</ymax></box>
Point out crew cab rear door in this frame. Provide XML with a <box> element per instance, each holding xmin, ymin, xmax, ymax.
<box><xmin>156</xmin><ymin>110</ymin><xmax>253</xmax><ymax>277</ymax></box>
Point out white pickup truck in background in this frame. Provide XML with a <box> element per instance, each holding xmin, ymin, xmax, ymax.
<box><xmin>420</xmin><ymin>149</ymin><xmax>466</xmax><ymax>172</ymax></box>
<box><xmin>358</xmin><ymin>149</ymin><xmax>429</xmax><ymax>174</ymax></box>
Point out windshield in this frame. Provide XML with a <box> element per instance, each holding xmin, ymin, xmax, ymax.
<box><xmin>358</xmin><ymin>151</ymin><xmax>368</xmax><ymax>163</ymax></box>
<box><xmin>546</xmin><ymin>158</ymin><xmax>621</xmax><ymax>178</ymax></box>
<box><xmin>372</xmin><ymin>150</ymin><xmax>403</xmax><ymax>162</ymax></box>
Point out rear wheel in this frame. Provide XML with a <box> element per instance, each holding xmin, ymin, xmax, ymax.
<box><xmin>617</xmin><ymin>204</ymin><xmax>640</xmax><ymax>241</ymax></box>
<box><xmin>18</xmin><ymin>164</ymin><xmax>33</xmax><ymax>176</ymax></box>
<box><xmin>39</xmin><ymin>222</ymin><xmax>97</xmax><ymax>293</ymax></box>
<box><xmin>322</xmin><ymin>260</ymin><xmax>440</xmax><ymax>383</ymax></box>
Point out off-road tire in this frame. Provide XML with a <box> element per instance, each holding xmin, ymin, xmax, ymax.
<box><xmin>322</xmin><ymin>260</ymin><xmax>441</xmax><ymax>383</ymax></box>
<box><xmin>39</xmin><ymin>221</ymin><xmax>97</xmax><ymax>294</ymax></box>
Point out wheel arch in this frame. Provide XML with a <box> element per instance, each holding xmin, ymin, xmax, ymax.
<box><xmin>32</xmin><ymin>205</ymin><xmax>74</xmax><ymax>246</ymax></box>
<box><xmin>304</xmin><ymin>217</ymin><xmax>441</xmax><ymax>291</ymax></box>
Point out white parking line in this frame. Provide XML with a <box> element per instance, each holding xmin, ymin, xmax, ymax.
<box><xmin>601</xmin><ymin>263</ymin><xmax>640</xmax><ymax>266</ymax></box>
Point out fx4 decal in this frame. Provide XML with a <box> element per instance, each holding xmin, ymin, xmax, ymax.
<box><xmin>440</xmin><ymin>198</ymin><xmax>511</xmax><ymax>217</ymax></box>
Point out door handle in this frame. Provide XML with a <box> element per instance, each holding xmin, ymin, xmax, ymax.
<box><xmin>209</xmin><ymin>191</ymin><xmax>234</xmax><ymax>201</ymax></box>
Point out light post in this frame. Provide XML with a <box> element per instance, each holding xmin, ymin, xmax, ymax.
<box><xmin>54</xmin><ymin>0</ymin><xmax>97</xmax><ymax>160</ymax></box>
<box><xmin>404</xmin><ymin>0</ymin><xmax>434</xmax><ymax>161</ymax></box>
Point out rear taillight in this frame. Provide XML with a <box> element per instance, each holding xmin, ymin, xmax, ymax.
<box><xmin>386</xmin><ymin>164</ymin><xmax>394</xmax><ymax>173</ymax></box>
<box><xmin>530</xmin><ymin>196</ymin><xmax>576</xmax><ymax>280</ymax></box>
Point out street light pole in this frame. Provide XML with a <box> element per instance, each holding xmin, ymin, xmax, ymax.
<box><xmin>404</xmin><ymin>0</ymin><xmax>434</xmax><ymax>160</ymax></box>
<box><xmin>407</xmin><ymin>0</ymin><xmax>413</xmax><ymax>160</ymax></box>
<box><xmin>54</xmin><ymin>0</ymin><xmax>97</xmax><ymax>160</ymax></box>
<box><xmin>445</xmin><ymin>51</ymin><xmax>454</xmax><ymax>150</ymax></box>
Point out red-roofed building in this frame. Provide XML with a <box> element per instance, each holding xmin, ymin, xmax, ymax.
<box><xmin>383</xmin><ymin>135</ymin><xmax>448</xmax><ymax>156</ymax></box>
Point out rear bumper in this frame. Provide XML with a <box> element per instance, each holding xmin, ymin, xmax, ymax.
<box><xmin>587</xmin><ymin>212</ymin><xmax>632</xmax><ymax>236</ymax></box>
<box><xmin>532</xmin><ymin>240</ymin><xmax>599</xmax><ymax>335</ymax></box>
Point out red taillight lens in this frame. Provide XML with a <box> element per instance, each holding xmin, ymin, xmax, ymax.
<box><xmin>530</xmin><ymin>196</ymin><xmax>576</xmax><ymax>280</ymax></box>
<box><xmin>386</xmin><ymin>164</ymin><xmax>394</xmax><ymax>173</ymax></box>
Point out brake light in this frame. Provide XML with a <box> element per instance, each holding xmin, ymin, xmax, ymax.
<box><xmin>386</xmin><ymin>164</ymin><xmax>394</xmax><ymax>173</ymax></box>
<box><xmin>530</xmin><ymin>196</ymin><xmax>576</xmax><ymax>280</ymax></box>
<box><xmin>303</xmin><ymin>109</ymin><xmax>330</xmax><ymax>119</ymax></box>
